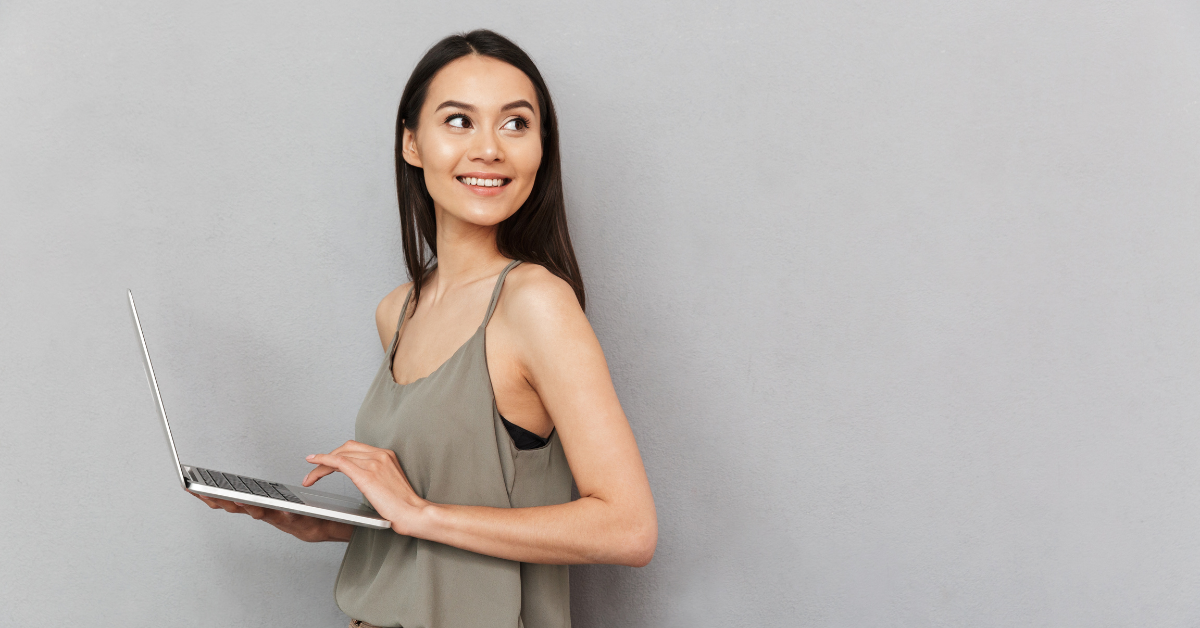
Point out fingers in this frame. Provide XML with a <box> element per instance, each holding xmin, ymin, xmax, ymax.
<box><xmin>305</xmin><ymin>452</ymin><xmax>377</xmax><ymax>488</ymax></box>
<box><xmin>306</xmin><ymin>452</ymin><xmax>370</xmax><ymax>470</ymax></box>
<box><xmin>239</xmin><ymin>503</ymin><xmax>270</xmax><ymax>519</ymax></box>
<box><xmin>192</xmin><ymin>492</ymin><xmax>223</xmax><ymax>510</ymax></box>
<box><xmin>302</xmin><ymin>463</ymin><xmax>338</xmax><ymax>487</ymax></box>
<box><xmin>304</xmin><ymin>454</ymin><xmax>351</xmax><ymax>485</ymax></box>
<box><xmin>309</xmin><ymin>451</ymin><xmax>392</xmax><ymax>469</ymax></box>
<box><xmin>324</xmin><ymin>441</ymin><xmax>398</xmax><ymax>463</ymax></box>
<box><xmin>191</xmin><ymin>491</ymin><xmax>277</xmax><ymax>519</ymax></box>
<box><xmin>191</xmin><ymin>490</ymin><xmax>320</xmax><ymax>539</ymax></box>
<box><xmin>303</xmin><ymin>442</ymin><xmax>397</xmax><ymax>486</ymax></box>
<box><xmin>302</xmin><ymin>444</ymin><xmax>367</xmax><ymax>486</ymax></box>
<box><xmin>329</xmin><ymin>440</ymin><xmax>378</xmax><ymax>455</ymax></box>
<box><xmin>260</xmin><ymin>508</ymin><xmax>294</xmax><ymax>524</ymax></box>
<box><xmin>192</xmin><ymin>492</ymin><xmax>243</xmax><ymax>514</ymax></box>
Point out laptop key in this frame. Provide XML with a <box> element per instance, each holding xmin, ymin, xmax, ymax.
<box><xmin>211</xmin><ymin>471</ymin><xmax>235</xmax><ymax>491</ymax></box>
<box><xmin>203</xmin><ymin>469</ymin><xmax>224</xmax><ymax>489</ymax></box>
<box><xmin>274</xmin><ymin>484</ymin><xmax>304</xmax><ymax>503</ymax></box>
<box><xmin>197</xmin><ymin>468</ymin><xmax>215</xmax><ymax>486</ymax></box>
<box><xmin>226</xmin><ymin>474</ymin><xmax>251</xmax><ymax>493</ymax></box>
<box><xmin>261</xmin><ymin>483</ymin><xmax>285</xmax><ymax>501</ymax></box>
<box><xmin>242</xmin><ymin>477</ymin><xmax>270</xmax><ymax>498</ymax></box>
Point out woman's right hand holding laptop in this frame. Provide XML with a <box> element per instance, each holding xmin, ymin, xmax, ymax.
<box><xmin>190</xmin><ymin>492</ymin><xmax>354</xmax><ymax>543</ymax></box>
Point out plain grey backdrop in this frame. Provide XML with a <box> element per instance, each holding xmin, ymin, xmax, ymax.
<box><xmin>3</xmin><ymin>0</ymin><xmax>1199</xmax><ymax>625</ymax></box>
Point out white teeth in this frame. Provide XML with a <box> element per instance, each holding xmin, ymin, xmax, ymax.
<box><xmin>461</xmin><ymin>177</ymin><xmax>505</xmax><ymax>187</ymax></box>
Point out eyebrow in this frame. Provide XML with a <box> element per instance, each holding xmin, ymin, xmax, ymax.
<box><xmin>435</xmin><ymin>100</ymin><xmax>476</xmax><ymax>112</ymax></box>
<box><xmin>434</xmin><ymin>99</ymin><xmax>537</xmax><ymax>115</ymax></box>
<box><xmin>501</xmin><ymin>100</ymin><xmax>536</xmax><ymax>114</ymax></box>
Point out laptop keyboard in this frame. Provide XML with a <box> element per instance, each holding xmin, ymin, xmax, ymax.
<box><xmin>192</xmin><ymin>467</ymin><xmax>304</xmax><ymax>504</ymax></box>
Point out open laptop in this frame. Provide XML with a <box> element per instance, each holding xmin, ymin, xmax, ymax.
<box><xmin>128</xmin><ymin>290</ymin><xmax>391</xmax><ymax>529</ymax></box>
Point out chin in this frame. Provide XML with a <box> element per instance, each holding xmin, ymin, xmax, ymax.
<box><xmin>432</xmin><ymin>183</ymin><xmax>531</xmax><ymax>227</ymax></box>
<box><xmin>456</xmin><ymin>204</ymin><xmax>519</xmax><ymax>227</ymax></box>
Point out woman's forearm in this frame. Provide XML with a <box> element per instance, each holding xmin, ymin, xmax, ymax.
<box><xmin>322</xmin><ymin>520</ymin><xmax>356</xmax><ymax>542</ymax></box>
<box><xmin>405</xmin><ymin>496</ymin><xmax>657</xmax><ymax>566</ymax></box>
<box><xmin>305</xmin><ymin>443</ymin><xmax>657</xmax><ymax>564</ymax></box>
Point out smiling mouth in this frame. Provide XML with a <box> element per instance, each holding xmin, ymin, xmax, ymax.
<box><xmin>457</xmin><ymin>176</ymin><xmax>511</xmax><ymax>188</ymax></box>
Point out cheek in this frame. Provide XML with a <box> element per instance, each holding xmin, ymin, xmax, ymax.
<box><xmin>418</xmin><ymin>145</ymin><xmax>462</xmax><ymax>197</ymax></box>
<box><xmin>515</xmin><ymin>143</ymin><xmax>543</xmax><ymax>182</ymax></box>
<box><xmin>423</xmin><ymin>141</ymin><xmax>462</xmax><ymax>176</ymax></box>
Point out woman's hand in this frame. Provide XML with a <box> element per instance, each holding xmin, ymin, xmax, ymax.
<box><xmin>304</xmin><ymin>440</ymin><xmax>430</xmax><ymax>536</ymax></box>
<box><xmin>190</xmin><ymin>492</ymin><xmax>354</xmax><ymax>542</ymax></box>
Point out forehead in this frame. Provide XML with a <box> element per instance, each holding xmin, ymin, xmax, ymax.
<box><xmin>423</xmin><ymin>55</ymin><xmax>539</xmax><ymax>117</ymax></box>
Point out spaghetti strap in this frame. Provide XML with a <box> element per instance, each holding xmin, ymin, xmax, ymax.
<box><xmin>395</xmin><ymin>286</ymin><xmax>415</xmax><ymax>334</ymax></box>
<box><xmin>482</xmin><ymin>260</ymin><xmax>522</xmax><ymax>327</ymax></box>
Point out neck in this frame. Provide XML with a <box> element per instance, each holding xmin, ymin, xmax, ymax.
<box><xmin>426</xmin><ymin>205</ymin><xmax>509</xmax><ymax>301</ymax></box>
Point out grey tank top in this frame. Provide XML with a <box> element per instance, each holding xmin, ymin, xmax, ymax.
<box><xmin>335</xmin><ymin>260</ymin><xmax>575</xmax><ymax>628</ymax></box>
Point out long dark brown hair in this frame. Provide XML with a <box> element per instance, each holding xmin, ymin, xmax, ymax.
<box><xmin>395</xmin><ymin>30</ymin><xmax>585</xmax><ymax>311</ymax></box>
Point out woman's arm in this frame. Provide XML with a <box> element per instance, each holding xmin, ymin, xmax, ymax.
<box><xmin>306</xmin><ymin>269</ymin><xmax>658</xmax><ymax>566</ymax></box>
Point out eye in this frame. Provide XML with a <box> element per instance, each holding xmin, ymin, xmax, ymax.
<box><xmin>446</xmin><ymin>114</ymin><xmax>471</xmax><ymax>129</ymax></box>
<box><xmin>502</xmin><ymin>116</ymin><xmax>530</xmax><ymax>131</ymax></box>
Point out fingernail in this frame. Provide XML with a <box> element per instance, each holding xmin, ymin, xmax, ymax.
<box><xmin>306</xmin><ymin>454</ymin><xmax>315</xmax><ymax>459</ymax></box>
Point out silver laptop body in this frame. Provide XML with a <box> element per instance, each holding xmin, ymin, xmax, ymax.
<box><xmin>128</xmin><ymin>290</ymin><xmax>391</xmax><ymax>530</ymax></box>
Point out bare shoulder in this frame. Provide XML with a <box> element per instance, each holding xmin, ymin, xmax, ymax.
<box><xmin>374</xmin><ymin>281</ymin><xmax>414</xmax><ymax>350</ymax></box>
<box><xmin>497</xmin><ymin>263</ymin><xmax>585</xmax><ymax>330</ymax></box>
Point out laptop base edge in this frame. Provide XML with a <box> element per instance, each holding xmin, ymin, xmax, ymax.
<box><xmin>183</xmin><ymin>468</ymin><xmax>391</xmax><ymax>530</ymax></box>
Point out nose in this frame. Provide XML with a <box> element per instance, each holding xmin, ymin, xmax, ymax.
<box><xmin>467</xmin><ymin>127</ymin><xmax>503</xmax><ymax>163</ymax></box>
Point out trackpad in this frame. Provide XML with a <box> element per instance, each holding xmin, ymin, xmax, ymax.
<box><xmin>296</xmin><ymin>488</ymin><xmax>374</xmax><ymax>511</ymax></box>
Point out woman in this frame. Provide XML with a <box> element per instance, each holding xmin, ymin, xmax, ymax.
<box><xmin>195</xmin><ymin>29</ymin><xmax>657</xmax><ymax>628</ymax></box>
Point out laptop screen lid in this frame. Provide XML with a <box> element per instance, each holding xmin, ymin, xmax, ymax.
<box><xmin>128</xmin><ymin>290</ymin><xmax>187</xmax><ymax>490</ymax></box>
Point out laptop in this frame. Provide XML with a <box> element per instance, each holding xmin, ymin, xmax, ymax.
<box><xmin>128</xmin><ymin>290</ymin><xmax>391</xmax><ymax>530</ymax></box>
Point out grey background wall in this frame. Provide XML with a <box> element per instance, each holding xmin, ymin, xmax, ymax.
<box><xmin>3</xmin><ymin>1</ymin><xmax>1199</xmax><ymax>625</ymax></box>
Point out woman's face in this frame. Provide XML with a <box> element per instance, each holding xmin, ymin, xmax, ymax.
<box><xmin>402</xmin><ymin>55</ymin><xmax>543</xmax><ymax>229</ymax></box>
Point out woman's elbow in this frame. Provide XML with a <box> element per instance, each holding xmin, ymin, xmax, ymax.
<box><xmin>619</xmin><ymin>515</ymin><xmax>658</xmax><ymax>568</ymax></box>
